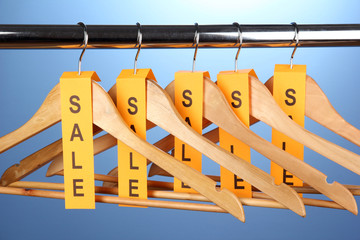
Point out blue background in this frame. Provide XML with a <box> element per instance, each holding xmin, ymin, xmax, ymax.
<box><xmin>0</xmin><ymin>0</ymin><xmax>359</xmax><ymax>239</ymax></box>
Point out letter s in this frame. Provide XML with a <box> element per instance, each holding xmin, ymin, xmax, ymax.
<box><xmin>182</xmin><ymin>90</ymin><xmax>192</xmax><ymax>107</ymax></box>
<box><xmin>128</xmin><ymin>97</ymin><xmax>138</xmax><ymax>115</ymax></box>
<box><xmin>69</xmin><ymin>95</ymin><xmax>81</xmax><ymax>113</ymax></box>
<box><xmin>231</xmin><ymin>90</ymin><xmax>242</xmax><ymax>108</ymax></box>
<box><xmin>285</xmin><ymin>88</ymin><xmax>296</xmax><ymax>106</ymax></box>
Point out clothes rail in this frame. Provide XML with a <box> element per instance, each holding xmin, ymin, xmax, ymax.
<box><xmin>0</xmin><ymin>24</ymin><xmax>360</xmax><ymax>49</ymax></box>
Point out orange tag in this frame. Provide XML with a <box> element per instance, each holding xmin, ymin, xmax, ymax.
<box><xmin>174</xmin><ymin>71</ymin><xmax>209</xmax><ymax>193</ymax></box>
<box><xmin>217</xmin><ymin>70</ymin><xmax>253</xmax><ymax>198</ymax></box>
<box><xmin>271</xmin><ymin>64</ymin><xmax>306</xmax><ymax>187</ymax></box>
<box><xmin>60</xmin><ymin>71</ymin><xmax>100</xmax><ymax>209</ymax></box>
<box><xmin>116</xmin><ymin>69</ymin><xmax>156</xmax><ymax>207</ymax></box>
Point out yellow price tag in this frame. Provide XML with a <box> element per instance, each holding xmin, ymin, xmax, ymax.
<box><xmin>217</xmin><ymin>70</ymin><xmax>254</xmax><ymax>198</ymax></box>
<box><xmin>60</xmin><ymin>71</ymin><xmax>100</xmax><ymax>209</ymax></box>
<box><xmin>271</xmin><ymin>64</ymin><xmax>306</xmax><ymax>187</ymax></box>
<box><xmin>116</xmin><ymin>69</ymin><xmax>156</xmax><ymax>206</ymax></box>
<box><xmin>174</xmin><ymin>71</ymin><xmax>209</xmax><ymax>193</ymax></box>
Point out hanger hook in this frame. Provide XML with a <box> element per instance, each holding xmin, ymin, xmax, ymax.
<box><xmin>134</xmin><ymin>22</ymin><xmax>142</xmax><ymax>75</ymax></box>
<box><xmin>233</xmin><ymin>22</ymin><xmax>243</xmax><ymax>72</ymax></box>
<box><xmin>192</xmin><ymin>23</ymin><xmax>199</xmax><ymax>72</ymax></box>
<box><xmin>77</xmin><ymin>22</ymin><xmax>88</xmax><ymax>76</ymax></box>
<box><xmin>290</xmin><ymin>22</ymin><xmax>299</xmax><ymax>69</ymax></box>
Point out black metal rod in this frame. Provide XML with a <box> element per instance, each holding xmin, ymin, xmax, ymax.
<box><xmin>0</xmin><ymin>24</ymin><xmax>360</xmax><ymax>49</ymax></box>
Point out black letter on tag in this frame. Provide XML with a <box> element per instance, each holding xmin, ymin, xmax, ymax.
<box><xmin>69</xmin><ymin>95</ymin><xmax>81</xmax><ymax>113</ymax></box>
<box><xmin>130</xmin><ymin>152</ymin><xmax>139</xmax><ymax>170</ymax></box>
<box><xmin>182</xmin><ymin>144</ymin><xmax>191</xmax><ymax>162</ymax></box>
<box><xmin>130</xmin><ymin>124</ymin><xmax>136</xmax><ymax>133</ymax></box>
<box><xmin>231</xmin><ymin>90</ymin><xmax>242</xmax><ymax>108</ymax></box>
<box><xmin>185</xmin><ymin>117</ymin><xmax>192</xmax><ymax>126</ymax></box>
<box><xmin>234</xmin><ymin>175</ymin><xmax>245</xmax><ymax>189</ymax></box>
<box><xmin>73</xmin><ymin>179</ymin><xmax>84</xmax><ymax>197</ymax></box>
<box><xmin>70</xmin><ymin>124</ymin><xmax>84</xmax><ymax>141</ymax></box>
<box><xmin>230</xmin><ymin>145</ymin><xmax>245</xmax><ymax>189</ymax></box>
<box><xmin>181</xmin><ymin>182</ymin><xmax>191</xmax><ymax>189</ymax></box>
<box><xmin>285</xmin><ymin>89</ymin><xmax>296</xmax><ymax>106</ymax></box>
<box><xmin>128</xmin><ymin>97</ymin><xmax>138</xmax><ymax>115</ymax></box>
<box><xmin>182</xmin><ymin>90</ymin><xmax>192</xmax><ymax>107</ymax></box>
<box><xmin>72</xmin><ymin>151</ymin><xmax>82</xmax><ymax>169</ymax></box>
<box><xmin>129</xmin><ymin>179</ymin><xmax>139</xmax><ymax>197</ymax></box>
<box><xmin>283</xmin><ymin>169</ymin><xmax>294</xmax><ymax>186</ymax></box>
<box><xmin>282</xmin><ymin>142</ymin><xmax>294</xmax><ymax>185</ymax></box>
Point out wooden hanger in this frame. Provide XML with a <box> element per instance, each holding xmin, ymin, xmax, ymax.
<box><xmin>249</xmin><ymin>75</ymin><xmax>360</xmax><ymax>147</ymax></box>
<box><xmin>0</xmin><ymin>77</ymin><xmax>249</xmax><ymax>221</ymax></box>
<box><xmin>245</xmin><ymin>74</ymin><xmax>360</xmax><ymax>176</ymax></box>
<box><xmin>0</xmin><ymin>76</ymin><xmax>306</xmax><ymax>217</ymax></box>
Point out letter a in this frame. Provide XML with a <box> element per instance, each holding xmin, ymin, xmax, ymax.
<box><xmin>70</xmin><ymin>123</ymin><xmax>84</xmax><ymax>141</ymax></box>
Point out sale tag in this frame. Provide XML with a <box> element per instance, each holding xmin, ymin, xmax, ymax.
<box><xmin>217</xmin><ymin>70</ymin><xmax>254</xmax><ymax>198</ymax></box>
<box><xmin>271</xmin><ymin>64</ymin><xmax>306</xmax><ymax>188</ymax></box>
<box><xmin>60</xmin><ymin>71</ymin><xmax>100</xmax><ymax>209</ymax></box>
<box><xmin>116</xmin><ymin>69</ymin><xmax>156</xmax><ymax>206</ymax></box>
<box><xmin>174</xmin><ymin>71</ymin><xmax>209</xmax><ymax>193</ymax></box>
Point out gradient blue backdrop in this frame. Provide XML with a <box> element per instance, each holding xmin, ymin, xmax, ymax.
<box><xmin>0</xmin><ymin>1</ymin><xmax>359</xmax><ymax>239</ymax></box>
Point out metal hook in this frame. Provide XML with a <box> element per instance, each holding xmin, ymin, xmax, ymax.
<box><xmin>290</xmin><ymin>22</ymin><xmax>299</xmax><ymax>69</ymax></box>
<box><xmin>134</xmin><ymin>22</ymin><xmax>142</xmax><ymax>75</ymax></box>
<box><xmin>77</xmin><ymin>22</ymin><xmax>88</xmax><ymax>75</ymax></box>
<box><xmin>192</xmin><ymin>23</ymin><xmax>199</xmax><ymax>72</ymax></box>
<box><xmin>233</xmin><ymin>22</ymin><xmax>243</xmax><ymax>72</ymax></box>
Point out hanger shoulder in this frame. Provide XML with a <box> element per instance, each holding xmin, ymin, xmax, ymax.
<box><xmin>201</xmin><ymin>77</ymin><xmax>357</xmax><ymax>214</ymax></box>
<box><xmin>250</xmin><ymin>76</ymin><xmax>360</xmax><ymax>176</ymax></box>
<box><xmin>90</xmin><ymin>81</ymin><xmax>245</xmax><ymax>221</ymax></box>
<box><xmin>147</xmin><ymin>79</ymin><xmax>305</xmax><ymax>217</ymax></box>
<box><xmin>0</xmin><ymin>84</ymin><xmax>61</xmax><ymax>153</ymax></box>
<box><xmin>305</xmin><ymin>75</ymin><xmax>360</xmax><ymax>146</ymax></box>
<box><xmin>1</xmin><ymin>128</ymin><xmax>114</xmax><ymax>185</ymax></box>
<box><xmin>0</xmin><ymin>139</ymin><xmax>63</xmax><ymax>186</ymax></box>
<box><xmin>264</xmin><ymin>75</ymin><xmax>360</xmax><ymax>146</ymax></box>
